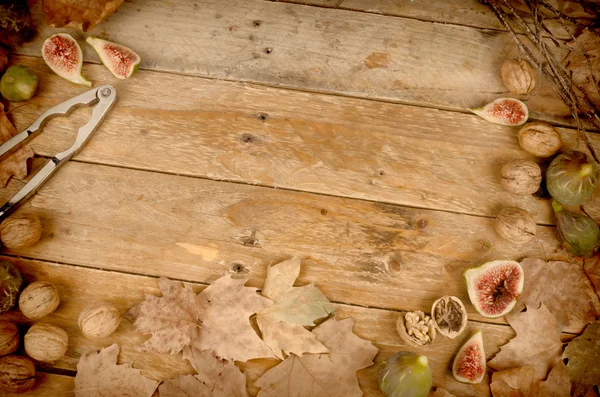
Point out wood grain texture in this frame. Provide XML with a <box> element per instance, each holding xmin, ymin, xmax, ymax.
<box><xmin>0</xmin><ymin>160</ymin><xmax>581</xmax><ymax>331</ymax></box>
<box><xmin>7</xmin><ymin>56</ymin><xmax>600</xmax><ymax>227</ymax></box>
<box><xmin>0</xmin><ymin>256</ymin><xmax>553</xmax><ymax>397</ymax></box>
<box><xmin>4</xmin><ymin>373</ymin><xmax>74</xmax><ymax>397</ymax></box>
<box><xmin>18</xmin><ymin>0</ymin><xmax>572</xmax><ymax>124</ymax></box>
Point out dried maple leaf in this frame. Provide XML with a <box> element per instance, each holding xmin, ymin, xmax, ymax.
<box><xmin>488</xmin><ymin>304</ymin><xmax>563</xmax><ymax>380</ymax></box>
<box><xmin>195</xmin><ymin>275</ymin><xmax>276</xmax><ymax>362</ymax></box>
<box><xmin>128</xmin><ymin>275</ymin><xmax>275</xmax><ymax>362</ymax></box>
<box><xmin>255</xmin><ymin>317</ymin><xmax>378</xmax><ymax>397</ymax></box>
<box><xmin>41</xmin><ymin>0</ymin><xmax>124</xmax><ymax>31</ymax></box>
<box><xmin>159</xmin><ymin>347</ymin><xmax>249</xmax><ymax>397</ymax></box>
<box><xmin>429</xmin><ymin>388</ymin><xmax>457</xmax><ymax>397</ymax></box>
<box><xmin>0</xmin><ymin>103</ymin><xmax>33</xmax><ymax>187</ymax></box>
<box><xmin>257</xmin><ymin>257</ymin><xmax>335</xmax><ymax>359</ymax></box>
<box><xmin>517</xmin><ymin>258</ymin><xmax>600</xmax><ymax>331</ymax></box>
<box><xmin>583</xmin><ymin>255</ymin><xmax>600</xmax><ymax>297</ymax></box>
<box><xmin>563</xmin><ymin>321</ymin><xmax>600</xmax><ymax>396</ymax></box>
<box><xmin>563</xmin><ymin>30</ymin><xmax>600</xmax><ymax>106</ymax></box>
<box><xmin>127</xmin><ymin>277</ymin><xmax>200</xmax><ymax>355</ymax></box>
<box><xmin>490</xmin><ymin>363</ymin><xmax>571</xmax><ymax>397</ymax></box>
<box><xmin>74</xmin><ymin>344</ymin><xmax>159</xmax><ymax>397</ymax></box>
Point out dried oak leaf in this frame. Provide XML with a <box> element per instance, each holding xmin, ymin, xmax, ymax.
<box><xmin>159</xmin><ymin>347</ymin><xmax>248</xmax><ymax>397</ymax></box>
<box><xmin>583</xmin><ymin>254</ymin><xmax>600</xmax><ymax>297</ymax></box>
<box><xmin>0</xmin><ymin>103</ymin><xmax>33</xmax><ymax>187</ymax></box>
<box><xmin>490</xmin><ymin>363</ymin><xmax>570</xmax><ymax>397</ymax></box>
<box><xmin>563</xmin><ymin>30</ymin><xmax>600</xmax><ymax>106</ymax></box>
<box><xmin>42</xmin><ymin>0</ymin><xmax>124</xmax><ymax>31</ymax></box>
<box><xmin>257</xmin><ymin>257</ymin><xmax>335</xmax><ymax>359</ymax></box>
<box><xmin>128</xmin><ymin>275</ymin><xmax>275</xmax><ymax>362</ymax></box>
<box><xmin>74</xmin><ymin>344</ymin><xmax>159</xmax><ymax>397</ymax></box>
<box><xmin>563</xmin><ymin>321</ymin><xmax>600</xmax><ymax>396</ymax></box>
<box><xmin>429</xmin><ymin>388</ymin><xmax>457</xmax><ymax>397</ymax></box>
<box><xmin>127</xmin><ymin>277</ymin><xmax>200</xmax><ymax>355</ymax></box>
<box><xmin>255</xmin><ymin>317</ymin><xmax>378</xmax><ymax>397</ymax></box>
<box><xmin>517</xmin><ymin>258</ymin><xmax>600</xmax><ymax>331</ymax></box>
<box><xmin>488</xmin><ymin>304</ymin><xmax>563</xmax><ymax>380</ymax></box>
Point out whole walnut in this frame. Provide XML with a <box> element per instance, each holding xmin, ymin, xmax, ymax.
<box><xmin>24</xmin><ymin>323</ymin><xmax>68</xmax><ymax>362</ymax></box>
<box><xmin>501</xmin><ymin>59</ymin><xmax>538</xmax><ymax>95</ymax></box>
<box><xmin>517</xmin><ymin>122</ymin><xmax>562</xmax><ymax>158</ymax></box>
<box><xmin>501</xmin><ymin>160</ymin><xmax>542</xmax><ymax>195</ymax></box>
<box><xmin>0</xmin><ymin>355</ymin><xmax>35</xmax><ymax>393</ymax></box>
<box><xmin>78</xmin><ymin>302</ymin><xmax>121</xmax><ymax>339</ymax></box>
<box><xmin>0</xmin><ymin>321</ymin><xmax>19</xmax><ymax>357</ymax></box>
<box><xmin>0</xmin><ymin>214</ymin><xmax>42</xmax><ymax>249</ymax></box>
<box><xmin>19</xmin><ymin>281</ymin><xmax>60</xmax><ymax>319</ymax></box>
<box><xmin>495</xmin><ymin>206</ymin><xmax>537</xmax><ymax>243</ymax></box>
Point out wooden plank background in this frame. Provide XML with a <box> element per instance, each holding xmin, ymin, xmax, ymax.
<box><xmin>0</xmin><ymin>0</ymin><xmax>596</xmax><ymax>395</ymax></box>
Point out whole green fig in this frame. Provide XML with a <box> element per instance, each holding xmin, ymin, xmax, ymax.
<box><xmin>0</xmin><ymin>261</ymin><xmax>23</xmax><ymax>313</ymax></box>
<box><xmin>546</xmin><ymin>151</ymin><xmax>599</xmax><ymax>206</ymax></box>
<box><xmin>378</xmin><ymin>351</ymin><xmax>432</xmax><ymax>397</ymax></box>
<box><xmin>553</xmin><ymin>201</ymin><xmax>599</xmax><ymax>257</ymax></box>
<box><xmin>0</xmin><ymin>65</ymin><xmax>38</xmax><ymax>102</ymax></box>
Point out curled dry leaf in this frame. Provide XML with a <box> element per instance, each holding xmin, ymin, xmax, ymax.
<box><xmin>0</xmin><ymin>103</ymin><xmax>33</xmax><ymax>187</ymax></box>
<box><xmin>517</xmin><ymin>258</ymin><xmax>600</xmax><ymax>332</ymax></box>
<box><xmin>42</xmin><ymin>0</ymin><xmax>124</xmax><ymax>31</ymax></box>
<box><xmin>488</xmin><ymin>304</ymin><xmax>563</xmax><ymax>381</ymax></box>
<box><xmin>563</xmin><ymin>321</ymin><xmax>600</xmax><ymax>396</ymax></box>
<box><xmin>159</xmin><ymin>347</ymin><xmax>248</xmax><ymax>397</ymax></box>
<box><xmin>128</xmin><ymin>275</ymin><xmax>275</xmax><ymax>362</ymax></box>
<box><xmin>490</xmin><ymin>363</ymin><xmax>570</xmax><ymax>397</ymax></box>
<box><xmin>74</xmin><ymin>344</ymin><xmax>158</xmax><ymax>397</ymax></box>
<box><xmin>257</xmin><ymin>257</ymin><xmax>335</xmax><ymax>359</ymax></box>
<box><xmin>255</xmin><ymin>317</ymin><xmax>378</xmax><ymax>397</ymax></box>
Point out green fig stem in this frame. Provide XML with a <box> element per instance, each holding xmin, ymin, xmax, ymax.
<box><xmin>581</xmin><ymin>163</ymin><xmax>594</xmax><ymax>177</ymax></box>
<box><xmin>552</xmin><ymin>200</ymin><xmax>564</xmax><ymax>214</ymax></box>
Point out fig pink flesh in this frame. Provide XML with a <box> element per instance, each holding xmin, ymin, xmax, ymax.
<box><xmin>43</xmin><ymin>35</ymin><xmax>79</xmax><ymax>73</ymax></box>
<box><xmin>474</xmin><ymin>263</ymin><xmax>521</xmax><ymax>316</ymax></box>
<box><xmin>455</xmin><ymin>344</ymin><xmax>484</xmax><ymax>381</ymax></box>
<box><xmin>487</xmin><ymin>99</ymin><xmax>526</xmax><ymax>125</ymax></box>
<box><xmin>102</xmin><ymin>44</ymin><xmax>138</xmax><ymax>77</ymax></box>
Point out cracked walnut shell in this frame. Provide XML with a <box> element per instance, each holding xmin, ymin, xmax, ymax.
<box><xmin>19</xmin><ymin>281</ymin><xmax>59</xmax><ymax>320</ymax></box>
<box><xmin>396</xmin><ymin>311</ymin><xmax>436</xmax><ymax>346</ymax></box>
<box><xmin>431</xmin><ymin>296</ymin><xmax>467</xmax><ymax>339</ymax></box>
<box><xmin>24</xmin><ymin>323</ymin><xmax>68</xmax><ymax>362</ymax></box>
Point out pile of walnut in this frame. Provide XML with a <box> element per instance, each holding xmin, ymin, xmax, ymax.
<box><xmin>397</xmin><ymin>295</ymin><xmax>467</xmax><ymax>347</ymax></box>
<box><xmin>0</xmin><ymin>214</ymin><xmax>123</xmax><ymax>394</ymax></box>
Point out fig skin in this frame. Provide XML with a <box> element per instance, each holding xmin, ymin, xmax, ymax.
<box><xmin>42</xmin><ymin>33</ymin><xmax>91</xmax><ymax>86</ymax></box>
<box><xmin>0</xmin><ymin>65</ymin><xmax>38</xmax><ymax>102</ymax></box>
<box><xmin>378</xmin><ymin>351</ymin><xmax>432</xmax><ymax>397</ymax></box>
<box><xmin>547</xmin><ymin>151</ymin><xmax>599</xmax><ymax>206</ymax></box>
<box><xmin>470</xmin><ymin>98</ymin><xmax>528</xmax><ymax>126</ymax></box>
<box><xmin>86</xmin><ymin>37</ymin><xmax>141</xmax><ymax>79</ymax></box>
<box><xmin>553</xmin><ymin>201</ymin><xmax>599</xmax><ymax>257</ymax></box>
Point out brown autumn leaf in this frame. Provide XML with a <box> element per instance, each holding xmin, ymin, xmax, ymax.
<box><xmin>517</xmin><ymin>258</ymin><xmax>600</xmax><ymax>331</ymax></box>
<box><xmin>255</xmin><ymin>317</ymin><xmax>378</xmax><ymax>397</ymax></box>
<box><xmin>490</xmin><ymin>363</ymin><xmax>570</xmax><ymax>397</ymax></box>
<box><xmin>128</xmin><ymin>275</ymin><xmax>275</xmax><ymax>361</ymax></box>
<box><xmin>74</xmin><ymin>344</ymin><xmax>159</xmax><ymax>397</ymax></box>
<box><xmin>257</xmin><ymin>257</ymin><xmax>335</xmax><ymax>359</ymax></box>
<box><xmin>488</xmin><ymin>304</ymin><xmax>563</xmax><ymax>380</ymax></box>
<box><xmin>42</xmin><ymin>0</ymin><xmax>124</xmax><ymax>31</ymax></box>
<box><xmin>563</xmin><ymin>321</ymin><xmax>600</xmax><ymax>396</ymax></box>
<box><xmin>159</xmin><ymin>347</ymin><xmax>248</xmax><ymax>397</ymax></box>
<box><xmin>0</xmin><ymin>103</ymin><xmax>34</xmax><ymax>187</ymax></box>
<box><xmin>563</xmin><ymin>30</ymin><xmax>600</xmax><ymax>106</ymax></box>
<box><xmin>583</xmin><ymin>254</ymin><xmax>600</xmax><ymax>297</ymax></box>
<box><xmin>429</xmin><ymin>388</ymin><xmax>457</xmax><ymax>397</ymax></box>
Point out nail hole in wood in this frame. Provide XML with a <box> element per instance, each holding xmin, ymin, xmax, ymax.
<box><xmin>320</xmin><ymin>209</ymin><xmax>328</xmax><ymax>215</ymax></box>
<box><xmin>258</xmin><ymin>113</ymin><xmax>269</xmax><ymax>121</ymax></box>
<box><xmin>265</xmin><ymin>47</ymin><xmax>273</xmax><ymax>54</ymax></box>
<box><xmin>253</xmin><ymin>20</ymin><xmax>262</xmax><ymax>27</ymax></box>
<box><xmin>240</xmin><ymin>133</ymin><xmax>256</xmax><ymax>143</ymax></box>
<box><xmin>232</xmin><ymin>263</ymin><xmax>245</xmax><ymax>273</ymax></box>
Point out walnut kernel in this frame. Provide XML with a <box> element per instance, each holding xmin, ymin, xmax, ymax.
<box><xmin>431</xmin><ymin>296</ymin><xmax>468</xmax><ymax>339</ymax></box>
<box><xmin>396</xmin><ymin>310</ymin><xmax>436</xmax><ymax>346</ymax></box>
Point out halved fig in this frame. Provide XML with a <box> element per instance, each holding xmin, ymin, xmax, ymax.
<box><xmin>470</xmin><ymin>98</ymin><xmax>528</xmax><ymax>126</ymax></box>
<box><xmin>431</xmin><ymin>296</ymin><xmax>468</xmax><ymax>339</ymax></box>
<box><xmin>464</xmin><ymin>260</ymin><xmax>524</xmax><ymax>318</ymax></box>
<box><xmin>86</xmin><ymin>37</ymin><xmax>141</xmax><ymax>79</ymax></box>
<box><xmin>452</xmin><ymin>330</ymin><xmax>486</xmax><ymax>384</ymax></box>
<box><xmin>42</xmin><ymin>33</ymin><xmax>91</xmax><ymax>86</ymax></box>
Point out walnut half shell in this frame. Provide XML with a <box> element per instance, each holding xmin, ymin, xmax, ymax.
<box><xmin>396</xmin><ymin>311</ymin><xmax>436</xmax><ymax>346</ymax></box>
<box><xmin>431</xmin><ymin>296</ymin><xmax>467</xmax><ymax>339</ymax></box>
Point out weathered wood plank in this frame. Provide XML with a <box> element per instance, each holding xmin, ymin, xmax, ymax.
<box><xmin>4</xmin><ymin>373</ymin><xmax>74</xmax><ymax>397</ymax></box>
<box><xmin>7</xmin><ymin>57</ymin><xmax>599</xmax><ymax>226</ymax></box>
<box><xmin>0</xmin><ymin>257</ymin><xmax>534</xmax><ymax>396</ymax></box>
<box><xmin>18</xmin><ymin>0</ymin><xmax>571</xmax><ymax>124</ymax></box>
<box><xmin>0</xmin><ymin>161</ymin><xmax>576</xmax><ymax>331</ymax></box>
